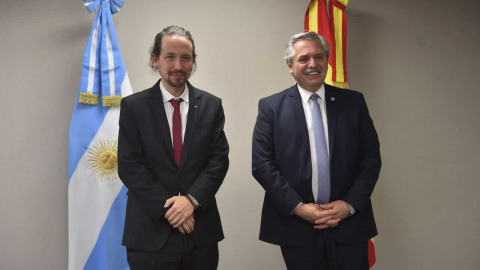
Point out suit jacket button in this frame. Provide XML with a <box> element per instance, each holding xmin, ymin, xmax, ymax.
<box><xmin>305</xmin><ymin>173</ymin><xmax>311</xmax><ymax>179</ymax></box>
<box><xmin>309</xmin><ymin>196</ymin><xmax>314</xmax><ymax>202</ymax></box>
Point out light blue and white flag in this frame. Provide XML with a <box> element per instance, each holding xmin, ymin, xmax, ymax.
<box><xmin>69</xmin><ymin>1</ymin><xmax>131</xmax><ymax>269</ymax></box>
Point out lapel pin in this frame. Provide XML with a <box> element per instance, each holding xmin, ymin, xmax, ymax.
<box><xmin>194</xmin><ymin>105</ymin><xmax>198</xmax><ymax>109</ymax></box>
<box><xmin>331</xmin><ymin>97</ymin><xmax>335</xmax><ymax>101</ymax></box>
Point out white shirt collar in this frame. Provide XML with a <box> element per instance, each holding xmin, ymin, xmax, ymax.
<box><xmin>297</xmin><ymin>83</ymin><xmax>325</xmax><ymax>105</ymax></box>
<box><xmin>159</xmin><ymin>81</ymin><xmax>190</xmax><ymax>104</ymax></box>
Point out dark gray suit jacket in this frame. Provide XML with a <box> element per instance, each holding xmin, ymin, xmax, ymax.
<box><xmin>252</xmin><ymin>84</ymin><xmax>381</xmax><ymax>246</ymax></box>
<box><xmin>118</xmin><ymin>80</ymin><xmax>229</xmax><ymax>251</ymax></box>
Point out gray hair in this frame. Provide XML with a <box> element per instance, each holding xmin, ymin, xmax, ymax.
<box><xmin>149</xmin><ymin>25</ymin><xmax>197</xmax><ymax>72</ymax></box>
<box><xmin>284</xmin><ymin>32</ymin><xmax>330</xmax><ymax>65</ymax></box>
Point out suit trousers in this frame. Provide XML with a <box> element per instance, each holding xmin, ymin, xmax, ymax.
<box><xmin>127</xmin><ymin>229</ymin><xmax>219</xmax><ymax>270</ymax></box>
<box><xmin>281</xmin><ymin>230</ymin><xmax>368</xmax><ymax>270</ymax></box>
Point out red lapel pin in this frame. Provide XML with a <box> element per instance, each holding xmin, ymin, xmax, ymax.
<box><xmin>194</xmin><ymin>105</ymin><xmax>198</xmax><ymax>109</ymax></box>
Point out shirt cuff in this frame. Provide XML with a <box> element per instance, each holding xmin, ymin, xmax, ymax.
<box><xmin>291</xmin><ymin>202</ymin><xmax>303</xmax><ymax>215</ymax></box>
<box><xmin>187</xmin><ymin>194</ymin><xmax>200</xmax><ymax>208</ymax></box>
<box><xmin>346</xmin><ymin>202</ymin><xmax>356</xmax><ymax>216</ymax></box>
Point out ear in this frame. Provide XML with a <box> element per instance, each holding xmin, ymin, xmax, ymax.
<box><xmin>151</xmin><ymin>54</ymin><xmax>158</xmax><ymax>67</ymax></box>
<box><xmin>286</xmin><ymin>61</ymin><xmax>293</xmax><ymax>74</ymax></box>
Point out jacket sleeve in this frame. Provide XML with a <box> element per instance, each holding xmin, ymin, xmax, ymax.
<box><xmin>252</xmin><ymin>98</ymin><xmax>304</xmax><ymax>217</ymax></box>
<box><xmin>343</xmin><ymin>94</ymin><xmax>382</xmax><ymax>212</ymax></box>
<box><xmin>118</xmin><ymin>98</ymin><xmax>172</xmax><ymax>220</ymax></box>
<box><xmin>186</xmin><ymin>99</ymin><xmax>229</xmax><ymax>209</ymax></box>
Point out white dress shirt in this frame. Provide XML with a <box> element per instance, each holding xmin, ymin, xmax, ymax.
<box><xmin>159</xmin><ymin>82</ymin><xmax>189</xmax><ymax>144</ymax></box>
<box><xmin>297</xmin><ymin>84</ymin><xmax>330</xmax><ymax>202</ymax></box>
<box><xmin>159</xmin><ymin>82</ymin><xmax>200</xmax><ymax>207</ymax></box>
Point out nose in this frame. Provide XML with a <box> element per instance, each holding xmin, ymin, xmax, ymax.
<box><xmin>173</xmin><ymin>58</ymin><xmax>182</xmax><ymax>70</ymax></box>
<box><xmin>307</xmin><ymin>57</ymin><xmax>317</xmax><ymax>68</ymax></box>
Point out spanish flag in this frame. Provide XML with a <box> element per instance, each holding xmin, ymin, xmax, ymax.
<box><xmin>304</xmin><ymin>0</ymin><xmax>336</xmax><ymax>86</ymax></box>
<box><xmin>305</xmin><ymin>1</ymin><xmax>376</xmax><ymax>268</ymax></box>
<box><xmin>304</xmin><ymin>0</ymin><xmax>349</xmax><ymax>89</ymax></box>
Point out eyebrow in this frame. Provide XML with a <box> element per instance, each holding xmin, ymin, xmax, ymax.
<box><xmin>297</xmin><ymin>52</ymin><xmax>326</xmax><ymax>58</ymax></box>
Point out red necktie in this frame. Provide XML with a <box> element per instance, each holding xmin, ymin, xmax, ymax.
<box><xmin>169</xmin><ymin>99</ymin><xmax>183</xmax><ymax>167</ymax></box>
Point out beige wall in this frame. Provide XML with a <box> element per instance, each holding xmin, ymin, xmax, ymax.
<box><xmin>1</xmin><ymin>0</ymin><xmax>479</xmax><ymax>269</ymax></box>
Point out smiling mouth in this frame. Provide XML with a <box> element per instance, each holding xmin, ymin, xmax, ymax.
<box><xmin>304</xmin><ymin>69</ymin><xmax>321</xmax><ymax>75</ymax></box>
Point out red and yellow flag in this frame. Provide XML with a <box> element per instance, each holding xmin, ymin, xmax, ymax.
<box><xmin>304</xmin><ymin>0</ymin><xmax>349</xmax><ymax>89</ymax></box>
<box><xmin>304</xmin><ymin>1</ymin><xmax>376</xmax><ymax>268</ymax></box>
<box><xmin>304</xmin><ymin>0</ymin><xmax>336</xmax><ymax>86</ymax></box>
<box><xmin>368</xmin><ymin>237</ymin><xmax>376</xmax><ymax>268</ymax></box>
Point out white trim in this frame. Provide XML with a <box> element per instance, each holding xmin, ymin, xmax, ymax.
<box><xmin>86</xmin><ymin>20</ymin><xmax>100</xmax><ymax>94</ymax></box>
<box><xmin>106</xmin><ymin>26</ymin><xmax>115</xmax><ymax>96</ymax></box>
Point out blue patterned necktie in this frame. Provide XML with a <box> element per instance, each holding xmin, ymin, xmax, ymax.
<box><xmin>310</xmin><ymin>94</ymin><xmax>331</xmax><ymax>204</ymax></box>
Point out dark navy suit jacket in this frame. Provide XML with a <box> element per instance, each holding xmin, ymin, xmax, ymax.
<box><xmin>252</xmin><ymin>84</ymin><xmax>381</xmax><ymax>246</ymax></box>
<box><xmin>118</xmin><ymin>80</ymin><xmax>229</xmax><ymax>251</ymax></box>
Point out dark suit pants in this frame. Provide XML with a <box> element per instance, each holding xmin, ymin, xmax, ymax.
<box><xmin>281</xmin><ymin>230</ymin><xmax>368</xmax><ymax>270</ymax></box>
<box><xmin>127</xmin><ymin>229</ymin><xmax>219</xmax><ymax>270</ymax></box>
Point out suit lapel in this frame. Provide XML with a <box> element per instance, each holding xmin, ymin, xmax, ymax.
<box><xmin>288</xmin><ymin>85</ymin><xmax>310</xmax><ymax>154</ymax></box>
<box><xmin>179</xmin><ymin>82</ymin><xmax>200</xmax><ymax>170</ymax></box>
<box><xmin>325</xmin><ymin>84</ymin><xmax>337</xmax><ymax>157</ymax></box>
<box><xmin>149</xmin><ymin>80</ymin><xmax>175</xmax><ymax>161</ymax></box>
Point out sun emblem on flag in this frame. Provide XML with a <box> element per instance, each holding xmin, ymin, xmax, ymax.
<box><xmin>87</xmin><ymin>138</ymin><xmax>119</xmax><ymax>181</ymax></box>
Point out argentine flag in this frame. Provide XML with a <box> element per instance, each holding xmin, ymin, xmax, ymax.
<box><xmin>68</xmin><ymin>1</ymin><xmax>131</xmax><ymax>269</ymax></box>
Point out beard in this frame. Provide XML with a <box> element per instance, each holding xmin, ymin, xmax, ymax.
<box><xmin>164</xmin><ymin>71</ymin><xmax>188</xmax><ymax>88</ymax></box>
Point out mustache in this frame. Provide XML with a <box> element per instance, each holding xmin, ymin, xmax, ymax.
<box><xmin>169</xmin><ymin>71</ymin><xmax>187</xmax><ymax>76</ymax></box>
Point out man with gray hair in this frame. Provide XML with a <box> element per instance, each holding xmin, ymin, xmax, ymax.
<box><xmin>118</xmin><ymin>25</ymin><xmax>229</xmax><ymax>270</ymax></box>
<box><xmin>252</xmin><ymin>31</ymin><xmax>381</xmax><ymax>269</ymax></box>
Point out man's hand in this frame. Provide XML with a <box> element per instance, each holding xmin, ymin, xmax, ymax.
<box><xmin>177</xmin><ymin>215</ymin><xmax>195</xmax><ymax>235</ymax></box>
<box><xmin>164</xmin><ymin>196</ymin><xmax>194</xmax><ymax>228</ymax></box>
<box><xmin>293</xmin><ymin>203</ymin><xmax>338</xmax><ymax>224</ymax></box>
<box><xmin>314</xmin><ymin>200</ymin><xmax>350</xmax><ymax>229</ymax></box>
